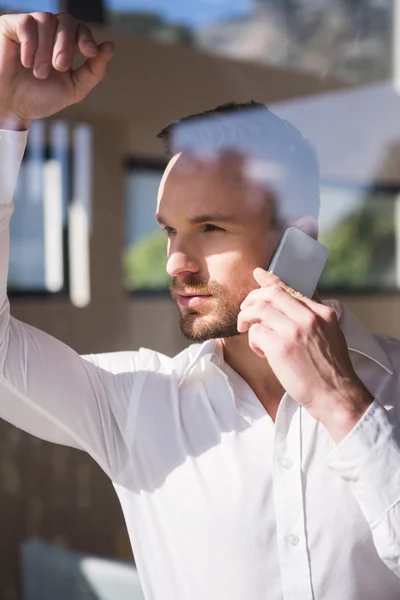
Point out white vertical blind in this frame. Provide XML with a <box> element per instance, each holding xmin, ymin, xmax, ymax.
<box><xmin>43</xmin><ymin>160</ymin><xmax>64</xmax><ymax>292</ymax></box>
<box><xmin>69</xmin><ymin>124</ymin><xmax>92</xmax><ymax>308</ymax></box>
<box><xmin>43</xmin><ymin>121</ymin><xmax>69</xmax><ymax>292</ymax></box>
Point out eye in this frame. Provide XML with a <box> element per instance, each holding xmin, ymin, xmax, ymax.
<box><xmin>203</xmin><ymin>224</ymin><xmax>224</xmax><ymax>233</ymax></box>
<box><xmin>162</xmin><ymin>226</ymin><xmax>176</xmax><ymax>237</ymax></box>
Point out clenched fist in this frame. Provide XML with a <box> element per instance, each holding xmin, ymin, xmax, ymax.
<box><xmin>0</xmin><ymin>11</ymin><xmax>115</xmax><ymax>129</ymax></box>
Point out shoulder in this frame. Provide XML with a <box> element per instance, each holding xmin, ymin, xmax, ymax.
<box><xmin>82</xmin><ymin>343</ymin><xmax>203</xmax><ymax>378</ymax></box>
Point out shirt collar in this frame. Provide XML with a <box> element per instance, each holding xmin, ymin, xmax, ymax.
<box><xmin>181</xmin><ymin>299</ymin><xmax>394</xmax><ymax>379</ymax></box>
<box><xmin>181</xmin><ymin>339</ymin><xmax>220</xmax><ymax>380</ymax></box>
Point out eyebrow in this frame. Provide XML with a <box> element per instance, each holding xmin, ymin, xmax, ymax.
<box><xmin>155</xmin><ymin>213</ymin><xmax>241</xmax><ymax>226</ymax></box>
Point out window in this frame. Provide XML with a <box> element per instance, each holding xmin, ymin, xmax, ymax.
<box><xmin>319</xmin><ymin>183</ymin><xmax>398</xmax><ymax>294</ymax></box>
<box><xmin>105</xmin><ymin>0</ymin><xmax>245</xmax><ymax>46</ymax></box>
<box><xmin>124</xmin><ymin>159</ymin><xmax>168</xmax><ymax>292</ymax></box>
<box><xmin>105</xmin><ymin>0</ymin><xmax>391</xmax><ymax>84</ymax></box>
<box><xmin>0</xmin><ymin>1</ymin><xmax>57</xmax><ymax>14</ymax></box>
<box><xmin>9</xmin><ymin>120</ymin><xmax>70</xmax><ymax>295</ymax></box>
<box><xmin>8</xmin><ymin>120</ymin><xmax>93</xmax><ymax>307</ymax></box>
<box><xmin>124</xmin><ymin>162</ymin><xmax>400</xmax><ymax>295</ymax></box>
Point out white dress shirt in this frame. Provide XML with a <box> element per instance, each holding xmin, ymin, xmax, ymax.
<box><xmin>0</xmin><ymin>129</ymin><xmax>400</xmax><ymax>600</ymax></box>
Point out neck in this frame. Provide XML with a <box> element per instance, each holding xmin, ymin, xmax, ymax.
<box><xmin>221</xmin><ymin>334</ymin><xmax>285</xmax><ymax>422</ymax></box>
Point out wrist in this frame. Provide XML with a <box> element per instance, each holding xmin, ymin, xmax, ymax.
<box><xmin>0</xmin><ymin>112</ymin><xmax>31</xmax><ymax>131</ymax></box>
<box><xmin>311</xmin><ymin>383</ymin><xmax>374</xmax><ymax>444</ymax></box>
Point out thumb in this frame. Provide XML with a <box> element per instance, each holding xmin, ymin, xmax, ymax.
<box><xmin>71</xmin><ymin>41</ymin><xmax>114</xmax><ymax>102</ymax></box>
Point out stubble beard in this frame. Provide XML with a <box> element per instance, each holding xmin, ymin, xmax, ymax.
<box><xmin>169</xmin><ymin>277</ymin><xmax>242</xmax><ymax>342</ymax></box>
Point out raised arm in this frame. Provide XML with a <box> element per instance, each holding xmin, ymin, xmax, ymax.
<box><xmin>0</xmin><ymin>12</ymin><xmax>133</xmax><ymax>479</ymax></box>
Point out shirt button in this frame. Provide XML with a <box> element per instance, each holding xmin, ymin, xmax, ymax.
<box><xmin>279</xmin><ymin>457</ymin><xmax>293</xmax><ymax>470</ymax></box>
<box><xmin>284</xmin><ymin>534</ymin><xmax>299</xmax><ymax>547</ymax></box>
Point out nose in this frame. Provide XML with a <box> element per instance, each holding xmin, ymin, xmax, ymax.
<box><xmin>166</xmin><ymin>237</ymin><xmax>200</xmax><ymax>278</ymax></box>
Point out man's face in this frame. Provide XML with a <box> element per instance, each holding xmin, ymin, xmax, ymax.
<box><xmin>156</xmin><ymin>152</ymin><xmax>278</xmax><ymax>342</ymax></box>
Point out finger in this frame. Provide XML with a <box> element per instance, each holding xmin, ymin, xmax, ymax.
<box><xmin>0</xmin><ymin>14</ymin><xmax>37</xmax><ymax>69</ymax></box>
<box><xmin>17</xmin><ymin>14</ymin><xmax>37</xmax><ymax>68</ymax></box>
<box><xmin>71</xmin><ymin>41</ymin><xmax>114</xmax><ymax>102</ymax></box>
<box><xmin>253</xmin><ymin>267</ymin><xmax>321</xmax><ymax>318</ymax></box>
<box><xmin>241</xmin><ymin>277</ymin><xmax>298</xmax><ymax>313</ymax></box>
<box><xmin>254</xmin><ymin>267</ymin><xmax>305</xmax><ymax>298</ymax></box>
<box><xmin>32</xmin><ymin>12</ymin><xmax>58</xmax><ymax>79</ymax></box>
<box><xmin>241</xmin><ymin>281</ymin><xmax>308</xmax><ymax>311</ymax></box>
<box><xmin>237</xmin><ymin>301</ymin><xmax>265</xmax><ymax>333</ymax></box>
<box><xmin>238</xmin><ymin>303</ymin><xmax>287</xmax><ymax>334</ymax></box>
<box><xmin>248</xmin><ymin>323</ymin><xmax>275</xmax><ymax>359</ymax></box>
<box><xmin>240</xmin><ymin>286</ymin><xmax>280</xmax><ymax>310</ymax></box>
<box><xmin>76</xmin><ymin>23</ymin><xmax>100</xmax><ymax>58</ymax></box>
<box><xmin>254</xmin><ymin>266</ymin><xmax>319</xmax><ymax>305</ymax></box>
<box><xmin>52</xmin><ymin>12</ymin><xmax>78</xmax><ymax>71</ymax></box>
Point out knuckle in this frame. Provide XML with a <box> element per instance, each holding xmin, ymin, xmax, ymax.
<box><xmin>249</xmin><ymin>322</ymin><xmax>261</xmax><ymax>336</ymax></box>
<box><xmin>243</xmin><ymin>289</ymin><xmax>261</xmax><ymax>304</ymax></box>
<box><xmin>0</xmin><ymin>15</ymin><xmax>9</xmax><ymax>32</ymax></box>
<box><xmin>289</xmin><ymin>324</ymin><xmax>302</xmax><ymax>342</ymax></box>
<box><xmin>323</xmin><ymin>306</ymin><xmax>337</xmax><ymax>323</ymax></box>
<box><xmin>304</xmin><ymin>311</ymin><xmax>318</xmax><ymax>329</ymax></box>
<box><xmin>267</xmin><ymin>283</ymin><xmax>282</xmax><ymax>297</ymax></box>
<box><xmin>56</xmin><ymin>11</ymin><xmax>75</xmax><ymax>23</ymax></box>
<box><xmin>18</xmin><ymin>14</ymin><xmax>34</xmax><ymax>31</ymax></box>
<box><xmin>282</xmin><ymin>339</ymin><xmax>295</xmax><ymax>356</ymax></box>
<box><xmin>253</xmin><ymin>300</ymin><xmax>266</xmax><ymax>315</ymax></box>
<box><xmin>77</xmin><ymin>23</ymin><xmax>92</xmax><ymax>38</ymax></box>
<box><xmin>248</xmin><ymin>340</ymin><xmax>261</xmax><ymax>356</ymax></box>
<box><xmin>36</xmin><ymin>11</ymin><xmax>56</xmax><ymax>26</ymax></box>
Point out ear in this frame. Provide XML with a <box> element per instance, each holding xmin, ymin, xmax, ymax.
<box><xmin>291</xmin><ymin>216</ymin><xmax>319</xmax><ymax>240</ymax></box>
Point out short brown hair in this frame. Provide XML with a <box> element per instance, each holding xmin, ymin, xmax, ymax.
<box><xmin>157</xmin><ymin>101</ymin><xmax>320</xmax><ymax>224</ymax></box>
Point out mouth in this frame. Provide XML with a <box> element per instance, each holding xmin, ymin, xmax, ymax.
<box><xmin>177</xmin><ymin>294</ymin><xmax>212</xmax><ymax>308</ymax></box>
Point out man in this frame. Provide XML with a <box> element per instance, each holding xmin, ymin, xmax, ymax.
<box><xmin>0</xmin><ymin>11</ymin><xmax>399</xmax><ymax>600</ymax></box>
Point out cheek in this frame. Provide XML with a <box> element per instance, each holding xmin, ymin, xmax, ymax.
<box><xmin>207</xmin><ymin>252</ymin><xmax>259</xmax><ymax>293</ymax></box>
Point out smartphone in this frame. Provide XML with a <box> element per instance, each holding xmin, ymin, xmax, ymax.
<box><xmin>267</xmin><ymin>227</ymin><xmax>328</xmax><ymax>298</ymax></box>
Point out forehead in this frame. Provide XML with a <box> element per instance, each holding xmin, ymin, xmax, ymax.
<box><xmin>157</xmin><ymin>152</ymin><xmax>269</xmax><ymax>219</ymax></box>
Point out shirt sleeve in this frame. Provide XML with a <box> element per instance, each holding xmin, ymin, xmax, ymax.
<box><xmin>326</xmin><ymin>400</ymin><xmax>400</xmax><ymax>577</ymax></box>
<box><xmin>0</xmin><ymin>129</ymin><xmax>135</xmax><ymax>480</ymax></box>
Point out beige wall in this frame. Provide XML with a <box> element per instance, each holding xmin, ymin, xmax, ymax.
<box><xmin>335</xmin><ymin>295</ymin><xmax>400</xmax><ymax>338</ymax></box>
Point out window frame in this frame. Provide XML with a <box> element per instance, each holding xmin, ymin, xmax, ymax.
<box><xmin>124</xmin><ymin>155</ymin><xmax>170</xmax><ymax>297</ymax></box>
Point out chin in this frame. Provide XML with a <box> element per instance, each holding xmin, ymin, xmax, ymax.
<box><xmin>179</xmin><ymin>312</ymin><xmax>240</xmax><ymax>342</ymax></box>
<box><xmin>180</xmin><ymin>313</ymin><xmax>212</xmax><ymax>342</ymax></box>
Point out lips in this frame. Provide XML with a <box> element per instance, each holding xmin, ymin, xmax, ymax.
<box><xmin>178</xmin><ymin>293</ymin><xmax>209</xmax><ymax>297</ymax></box>
<box><xmin>177</xmin><ymin>294</ymin><xmax>212</xmax><ymax>307</ymax></box>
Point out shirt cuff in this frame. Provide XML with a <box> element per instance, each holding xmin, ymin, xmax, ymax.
<box><xmin>326</xmin><ymin>399</ymin><xmax>400</xmax><ymax>523</ymax></box>
<box><xmin>0</xmin><ymin>129</ymin><xmax>29</xmax><ymax>205</ymax></box>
